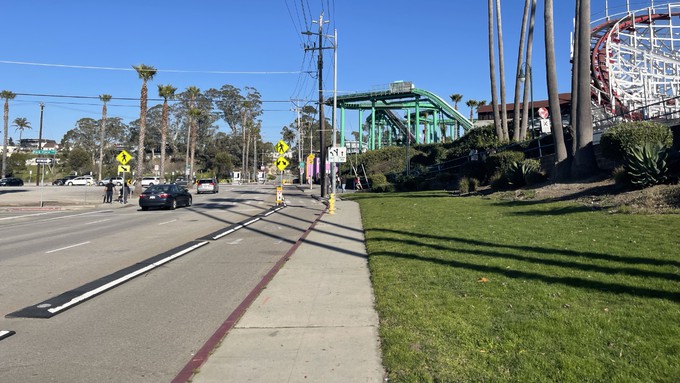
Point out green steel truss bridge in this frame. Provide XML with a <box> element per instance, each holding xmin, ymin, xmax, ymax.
<box><xmin>327</xmin><ymin>82</ymin><xmax>473</xmax><ymax>151</ymax></box>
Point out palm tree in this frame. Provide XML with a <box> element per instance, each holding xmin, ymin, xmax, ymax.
<box><xmin>488</xmin><ymin>0</ymin><xmax>502</xmax><ymax>140</ymax></box>
<box><xmin>466</xmin><ymin>99</ymin><xmax>479</xmax><ymax>122</ymax></box>
<box><xmin>158</xmin><ymin>85</ymin><xmax>176</xmax><ymax>183</ymax></box>
<box><xmin>1</xmin><ymin>90</ymin><xmax>16</xmax><ymax>178</ymax></box>
<box><xmin>97</xmin><ymin>94</ymin><xmax>112</xmax><ymax>182</ymax></box>
<box><xmin>572</xmin><ymin>0</ymin><xmax>598</xmax><ymax>178</ymax></box>
<box><xmin>449</xmin><ymin>94</ymin><xmax>463</xmax><ymax>110</ymax></box>
<box><xmin>12</xmin><ymin>117</ymin><xmax>31</xmax><ymax>149</ymax></box>
<box><xmin>495</xmin><ymin>0</ymin><xmax>509</xmax><ymax>141</ymax></box>
<box><xmin>189</xmin><ymin>107</ymin><xmax>201</xmax><ymax>186</ymax></box>
<box><xmin>132</xmin><ymin>64</ymin><xmax>157</xmax><ymax>194</ymax></box>
<box><xmin>544</xmin><ymin>0</ymin><xmax>569</xmax><ymax>179</ymax></box>
<box><xmin>520</xmin><ymin>0</ymin><xmax>537</xmax><ymax>140</ymax></box>
<box><xmin>185</xmin><ymin>86</ymin><xmax>200</xmax><ymax>188</ymax></box>
<box><xmin>513</xmin><ymin>0</ymin><xmax>532</xmax><ymax>141</ymax></box>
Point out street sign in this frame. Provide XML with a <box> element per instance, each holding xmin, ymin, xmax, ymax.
<box><xmin>116</xmin><ymin>150</ymin><xmax>132</xmax><ymax>165</ymax></box>
<box><xmin>538</xmin><ymin>107</ymin><xmax>550</xmax><ymax>119</ymax></box>
<box><xmin>306</xmin><ymin>153</ymin><xmax>315</xmax><ymax>165</ymax></box>
<box><xmin>118</xmin><ymin>165</ymin><xmax>131</xmax><ymax>173</ymax></box>
<box><xmin>328</xmin><ymin>147</ymin><xmax>347</xmax><ymax>163</ymax></box>
<box><xmin>276</xmin><ymin>157</ymin><xmax>289</xmax><ymax>171</ymax></box>
<box><xmin>35</xmin><ymin>158</ymin><xmax>52</xmax><ymax>164</ymax></box>
<box><xmin>32</xmin><ymin>149</ymin><xmax>56</xmax><ymax>155</ymax></box>
<box><xmin>275</xmin><ymin>140</ymin><xmax>289</xmax><ymax>155</ymax></box>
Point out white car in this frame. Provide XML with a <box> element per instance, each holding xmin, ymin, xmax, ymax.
<box><xmin>66</xmin><ymin>176</ymin><xmax>95</xmax><ymax>186</ymax></box>
<box><xmin>141</xmin><ymin>177</ymin><xmax>160</xmax><ymax>187</ymax></box>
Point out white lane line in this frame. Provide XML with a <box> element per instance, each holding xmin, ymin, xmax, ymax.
<box><xmin>47</xmin><ymin>241</ymin><xmax>209</xmax><ymax>314</ymax></box>
<box><xmin>158</xmin><ymin>219</ymin><xmax>177</xmax><ymax>225</ymax></box>
<box><xmin>227</xmin><ymin>238</ymin><xmax>243</xmax><ymax>245</ymax></box>
<box><xmin>0</xmin><ymin>211</ymin><xmax>58</xmax><ymax>221</ymax></box>
<box><xmin>87</xmin><ymin>219</ymin><xmax>111</xmax><ymax>225</ymax></box>
<box><xmin>45</xmin><ymin>241</ymin><xmax>91</xmax><ymax>254</ymax></box>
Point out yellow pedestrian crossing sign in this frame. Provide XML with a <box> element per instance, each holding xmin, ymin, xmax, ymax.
<box><xmin>276</xmin><ymin>156</ymin><xmax>289</xmax><ymax>171</ymax></box>
<box><xmin>118</xmin><ymin>165</ymin><xmax>131</xmax><ymax>173</ymax></box>
<box><xmin>275</xmin><ymin>140</ymin><xmax>289</xmax><ymax>155</ymax></box>
<box><xmin>116</xmin><ymin>150</ymin><xmax>132</xmax><ymax>165</ymax></box>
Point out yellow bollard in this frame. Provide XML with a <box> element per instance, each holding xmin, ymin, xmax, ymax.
<box><xmin>329</xmin><ymin>193</ymin><xmax>335</xmax><ymax>214</ymax></box>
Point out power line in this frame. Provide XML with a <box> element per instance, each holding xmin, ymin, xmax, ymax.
<box><xmin>0</xmin><ymin>60</ymin><xmax>301</xmax><ymax>75</ymax></box>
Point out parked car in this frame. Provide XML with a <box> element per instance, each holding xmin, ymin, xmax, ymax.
<box><xmin>53</xmin><ymin>175</ymin><xmax>78</xmax><ymax>186</ymax></box>
<box><xmin>98</xmin><ymin>177</ymin><xmax>124</xmax><ymax>186</ymax></box>
<box><xmin>0</xmin><ymin>177</ymin><xmax>24</xmax><ymax>186</ymax></box>
<box><xmin>66</xmin><ymin>176</ymin><xmax>95</xmax><ymax>186</ymax></box>
<box><xmin>173</xmin><ymin>177</ymin><xmax>189</xmax><ymax>187</ymax></box>
<box><xmin>196</xmin><ymin>178</ymin><xmax>219</xmax><ymax>194</ymax></box>
<box><xmin>141</xmin><ymin>177</ymin><xmax>160</xmax><ymax>187</ymax></box>
<box><xmin>138</xmin><ymin>184</ymin><xmax>192</xmax><ymax>211</ymax></box>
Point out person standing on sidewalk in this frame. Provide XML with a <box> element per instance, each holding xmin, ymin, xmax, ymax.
<box><xmin>104</xmin><ymin>180</ymin><xmax>115</xmax><ymax>203</ymax></box>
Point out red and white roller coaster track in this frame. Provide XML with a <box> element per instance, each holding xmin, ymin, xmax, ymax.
<box><xmin>590</xmin><ymin>1</ymin><xmax>680</xmax><ymax>120</ymax></box>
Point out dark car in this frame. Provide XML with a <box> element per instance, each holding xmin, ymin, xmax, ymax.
<box><xmin>0</xmin><ymin>177</ymin><xmax>24</xmax><ymax>186</ymax></box>
<box><xmin>138</xmin><ymin>184</ymin><xmax>192</xmax><ymax>211</ymax></box>
<box><xmin>173</xmin><ymin>178</ymin><xmax>189</xmax><ymax>187</ymax></box>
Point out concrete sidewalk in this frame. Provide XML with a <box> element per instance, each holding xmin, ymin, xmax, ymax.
<box><xmin>187</xmin><ymin>198</ymin><xmax>385</xmax><ymax>383</ymax></box>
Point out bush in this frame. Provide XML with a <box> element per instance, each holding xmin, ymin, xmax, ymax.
<box><xmin>600</xmin><ymin>121</ymin><xmax>673</xmax><ymax>162</ymax></box>
<box><xmin>486</xmin><ymin>151</ymin><xmax>525</xmax><ymax>176</ymax></box>
<box><xmin>371</xmin><ymin>183</ymin><xmax>395</xmax><ymax>193</ymax></box>
<box><xmin>612</xmin><ymin>166</ymin><xmax>632</xmax><ymax>189</ymax></box>
<box><xmin>368</xmin><ymin>173</ymin><xmax>387</xmax><ymax>186</ymax></box>
<box><xmin>505</xmin><ymin>159</ymin><xmax>543</xmax><ymax>187</ymax></box>
<box><xmin>458</xmin><ymin>177</ymin><xmax>480</xmax><ymax>194</ymax></box>
<box><xmin>460</xmin><ymin>160</ymin><xmax>487</xmax><ymax>183</ymax></box>
<box><xmin>622</xmin><ymin>142</ymin><xmax>669</xmax><ymax>188</ymax></box>
<box><xmin>489</xmin><ymin>171</ymin><xmax>508</xmax><ymax>189</ymax></box>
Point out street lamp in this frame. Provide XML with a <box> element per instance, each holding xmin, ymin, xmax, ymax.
<box><xmin>518</xmin><ymin>62</ymin><xmax>542</xmax><ymax>157</ymax></box>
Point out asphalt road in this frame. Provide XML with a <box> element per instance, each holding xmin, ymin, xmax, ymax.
<box><xmin>0</xmin><ymin>184</ymin><xmax>325</xmax><ymax>382</ymax></box>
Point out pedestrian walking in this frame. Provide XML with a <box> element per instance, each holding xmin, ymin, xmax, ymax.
<box><xmin>104</xmin><ymin>180</ymin><xmax>115</xmax><ymax>203</ymax></box>
<box><xmin>341</xmin><ymin>176</ymin><xmax>346</xmax><ymax>193</ymax></box>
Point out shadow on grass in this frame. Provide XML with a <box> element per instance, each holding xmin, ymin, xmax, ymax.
<box><xmin>372</xmin><ymin>228</ymin><xmax>680</xmax><ymax>268</ymax></box>
<box><xmin>374</xmin><ymin>249</ymin><xmax>680</xmax><ymax>303</ymax></box>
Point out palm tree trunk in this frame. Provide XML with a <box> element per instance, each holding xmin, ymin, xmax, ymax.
<box><xmin>98</xmin><ymin>103</ymin><xmax>107</xmax><ymax>182</ymax></box>
<box><xmin>520</xmin><ymin>0</ymin><xmax>537</xmax><ymax>140</ymax></box>
<box><xmin>545</xmin><ymin>0</ymin><xmax>569</xmax><ymax>179</ymax></box>
<box><xmin>495</xmin><ymin>0</ymin><xmax>509</xmax><ymax>141</ymax></box>
<box><xmin>569</xmin><ymin>0</ymin><xmax>580</xmax><ymax>156</ymax></box>
<box><xmin>2</xmin><ymin>100</ymin><xmax>9</xmax><ymax>178</ymax></box>
<box><xmin>160</xmin><ymin>101</ymin><xmax>168</xmax><ymax>183</ymax></box>
<box><xmin>135</xmin><ymin>82</ymin><xmax>148</xmax><ymax>195</ymax></box>
<box><xmin>513</xmin><ymin>0</ymin><xmax>532</xmax><ymax>142</ymax></box>
<box><xmin>488</xmin><ymin>0</ymin><xmax>502</xmax><ymax>139</ymax></box>
<box><xmin>572</xmin><ymin>0</ymin><xmax>598</xmax><ymax>178</ymax></box>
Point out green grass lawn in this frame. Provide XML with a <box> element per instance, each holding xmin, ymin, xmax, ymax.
<box><xmin>347</xmin><ymin>191</ymin><xmax>680</xmax><ymax>383</ymax></box>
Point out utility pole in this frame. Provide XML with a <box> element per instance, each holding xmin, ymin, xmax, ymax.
<box><xmin>304</xmin><ymin>13</ymin><xmax>330</xmax><ymax>197</ymax></box>
<box><xmin>36</xmin><ymin>102</ymin><xmax>44</xmax><ymax>186</ymax></box>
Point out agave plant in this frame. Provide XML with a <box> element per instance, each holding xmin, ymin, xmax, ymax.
<box><xmin>623</xmin><ymin>142</ymin><xmax>669</xmax><ymax>188</ymax></box>
<box><xmin>505</xmin><ymin>159</ymin><xmax>540</xmax><ymax>187</ymax></box>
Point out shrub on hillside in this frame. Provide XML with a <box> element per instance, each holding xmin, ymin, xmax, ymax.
<box><xmin>600</xmin><ymin>121</ymin><xmax>673</xmax><ymax>162</ymax></box>
<box><xmin>622</xmin><ymin>142</ymin><xmax>670</xmax><ymax>188</ymax></box>
<box><xmin>458</xmin><ymin>176</ymin><xmax>480</xmax><ymax>194</ymax></box>
<box><xmin>486</xmin><ymin>151</ymin><xmax>525</xmax><ymax>177</ymax></box>
<box><xmin>460</xmin><ymin>160</ymin><xmax>487</xmax><ymax>183</ymax></box>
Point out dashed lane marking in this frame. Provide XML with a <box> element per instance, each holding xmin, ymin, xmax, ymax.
<box><xmin>45</xmin><ymin>241</ymin><xmax>91</xmax><ymax>254</ymax></box>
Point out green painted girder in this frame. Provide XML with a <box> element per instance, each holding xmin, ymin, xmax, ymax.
<box><xmin>331</xmin><ymin>87</ymin><xmax>473</xmax><ymax>131</ymax></box>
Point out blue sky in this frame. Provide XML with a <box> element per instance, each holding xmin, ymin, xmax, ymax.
<box><xmin>1</xmin><ymin>0</ymin><xmax>640</xmax><ymax>144</ymax></box>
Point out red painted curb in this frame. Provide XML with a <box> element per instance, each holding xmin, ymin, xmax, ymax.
<box><xmin>171</xmin><ymin>211</ymin><xmax>326</xmax><ymax>383</ymax></box>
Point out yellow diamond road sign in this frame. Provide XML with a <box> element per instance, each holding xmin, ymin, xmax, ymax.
<box><xmin>276</xmin><ymin>156</ymin><xmax>289</xmax><ymax>171</ymax></box>
<box><xmin>275</xmin><ymin>140</ymin><xmax>289</xmax><ymax>155</ymax></box>
<box><xmin>118</xmin><ymin>165</ymin><xmax>131</xmax><ymax>173</ymax></box>
<box><xmin>116</xmin><ymin>150</ymin><xmax>132</xmax><ymax>165</ymax></box>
